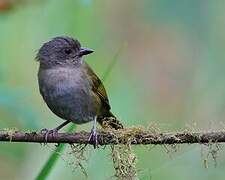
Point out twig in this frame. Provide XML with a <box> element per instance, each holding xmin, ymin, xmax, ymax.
<box><xmin>1</xmin><ymin>129</ymin><xmax>225</xmax><ymax>145</ymax></box>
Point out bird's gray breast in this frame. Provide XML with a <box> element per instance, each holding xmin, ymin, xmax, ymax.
<box><xmin>38</xmin><ymin>67</ymin><xmax>96</xmax><ymax>124</ymax></box>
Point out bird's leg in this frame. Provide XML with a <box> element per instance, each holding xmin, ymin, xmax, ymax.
<box><xmin>41</xmin><ymin>120</ymin><xmax>71</xmax><ymax>142</ymax></box>
<box><xmin>88</xmin><ymin>116</ymin><xmax>98</xmax><ymax>148</ymax></box>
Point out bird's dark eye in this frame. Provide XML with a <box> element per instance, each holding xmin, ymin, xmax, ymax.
<box><xmin>64</xmin><ymin>48</ymin><xmax>72</xmax><ymax>55</ymax></box>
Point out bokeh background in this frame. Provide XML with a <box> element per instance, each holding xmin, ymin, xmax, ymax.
<box><xmin>1</xmin><ymin>0</ymin><xmax>225</xmax><ymax>179</ymax></box>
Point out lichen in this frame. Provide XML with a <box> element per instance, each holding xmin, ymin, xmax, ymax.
<box><xmin>69</xmin><ymin>144</ymin><xmax>88</xmax><ymax>178</ymax></box>
<box><xmin>104</xmin><ymin>127</ymin><xmax>139</xmax><ymax>179</ymax></box>
<box><xmin>1</xmin><ymin>127</ymin><xmax>18</xmax><ymax>141</ymax></box>
<box><xmin>201</xmin><ymin>143</ymin><xmax>221</xmax><ymax>168</ymax></box>
<box><xmin>111</xmin><ymin>144</ymin><xmax>138</xmax><ymax>180</ymax></box>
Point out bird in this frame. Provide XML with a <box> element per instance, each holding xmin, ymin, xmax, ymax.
<box><xmin>36</xmin><ymin>36</ymin><xmax>123</xmax><ymax>147</ymax></box>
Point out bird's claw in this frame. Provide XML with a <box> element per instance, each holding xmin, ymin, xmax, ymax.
<box><xmin>40</xmin><ymin>128</ymin><xmax>58</xmax><ymax>142</ymax></box>
<box><xmin>40</xmin><ymin>128</ymin><xmax>48</xmax><ymax>134</ymax></box>
<box><xmin>88</xmin><ymin>128</ymin><xmax>98</xmax><ymax>148</ymax></box>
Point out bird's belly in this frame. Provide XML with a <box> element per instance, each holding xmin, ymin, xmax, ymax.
<box><xmin>41</xmin><ymin>80</ymin><xmax>96</xmax><ymax>124</ymax></box>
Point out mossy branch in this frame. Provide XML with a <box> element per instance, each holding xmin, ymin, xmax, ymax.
<box><xmin>1</xmin><ymin>128</ymin><xmax>225</xmax><ymax>145</ymax></box>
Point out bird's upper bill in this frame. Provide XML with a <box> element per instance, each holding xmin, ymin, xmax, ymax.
<box><xmin>79</xmin><ymin>47</ymin><xmax>94</xmax><ymax>57</ymax></box>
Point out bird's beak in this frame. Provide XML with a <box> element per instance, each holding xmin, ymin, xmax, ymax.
<box><xmin>79</xmin><ymin>47</ymin><xmax>94</xmax><ymax>56</ymax></box>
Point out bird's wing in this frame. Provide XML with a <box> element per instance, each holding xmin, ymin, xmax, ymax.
<box><xmin>84</xmin><ymin>62</ymin><xmax>111</xmax><ymax>111</ymax></box>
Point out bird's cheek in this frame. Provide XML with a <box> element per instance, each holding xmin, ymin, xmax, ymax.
<box><xmin>71</xmin><ymin>58</ymin><xmax>82</xmax><ymax>65</ymax></box>
<box><xmin>70</xmin><ymin>58</ymin><xmax>77</xmax><ymax>63</ymax></box>
<box><xmin>65</xmin><ymin>58</ymin><xmax>74</xmax><ymax>63</ymax></box>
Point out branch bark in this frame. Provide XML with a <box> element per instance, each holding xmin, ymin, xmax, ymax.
<box><xmin>1</xmin><ymin>129</ymin><xmax>225</xmax><ymax>145</ymax></box>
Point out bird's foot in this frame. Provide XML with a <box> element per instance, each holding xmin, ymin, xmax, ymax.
<box><xmin>88</xmin><ymin>127</ymin><xmax>98</xmax><ymax>148</ymax></box>
<box><xmin>40</xmin><ymin>128</ymin><xmax>58</xmax><ymax>142</ymax></box>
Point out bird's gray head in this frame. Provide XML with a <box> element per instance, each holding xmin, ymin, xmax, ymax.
<box><xmin>36</xmin><ymin>36</ymin><xmax>94</xmax><ymax>68</ymax></box>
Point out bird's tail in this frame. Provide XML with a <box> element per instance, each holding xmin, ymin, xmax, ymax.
<box><xmin>97</xmin><ymin>111</ymin><xmax>123</xmax><ymax>130</ymax></box>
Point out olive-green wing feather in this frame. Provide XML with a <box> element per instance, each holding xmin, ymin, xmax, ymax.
<box><xmin>83</xmin><ymin>62</ymin><xmax>123</xmax><ymax>129</ymax></box>
<box><xmin>84</xmin><ymin>62</ymin><xmax>111</xmax><ymax>111</ymax></box>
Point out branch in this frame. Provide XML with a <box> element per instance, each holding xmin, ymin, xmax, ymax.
<box><xmin>1</xmin><ymin>128</ymin><xmax>225</xmax><ymax>145</ymax></box>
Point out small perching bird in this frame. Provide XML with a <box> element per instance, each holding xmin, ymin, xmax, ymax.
<box><xmin>36</xmin><ymin>36</ymin><xmax>123</xmax><ymax>147</ymax></box>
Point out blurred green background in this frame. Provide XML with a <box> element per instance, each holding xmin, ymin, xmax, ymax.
<box><xmin>1</xmin><ymin>0</ymin><xmax>225</xmax><ymax>179</ymax></box>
